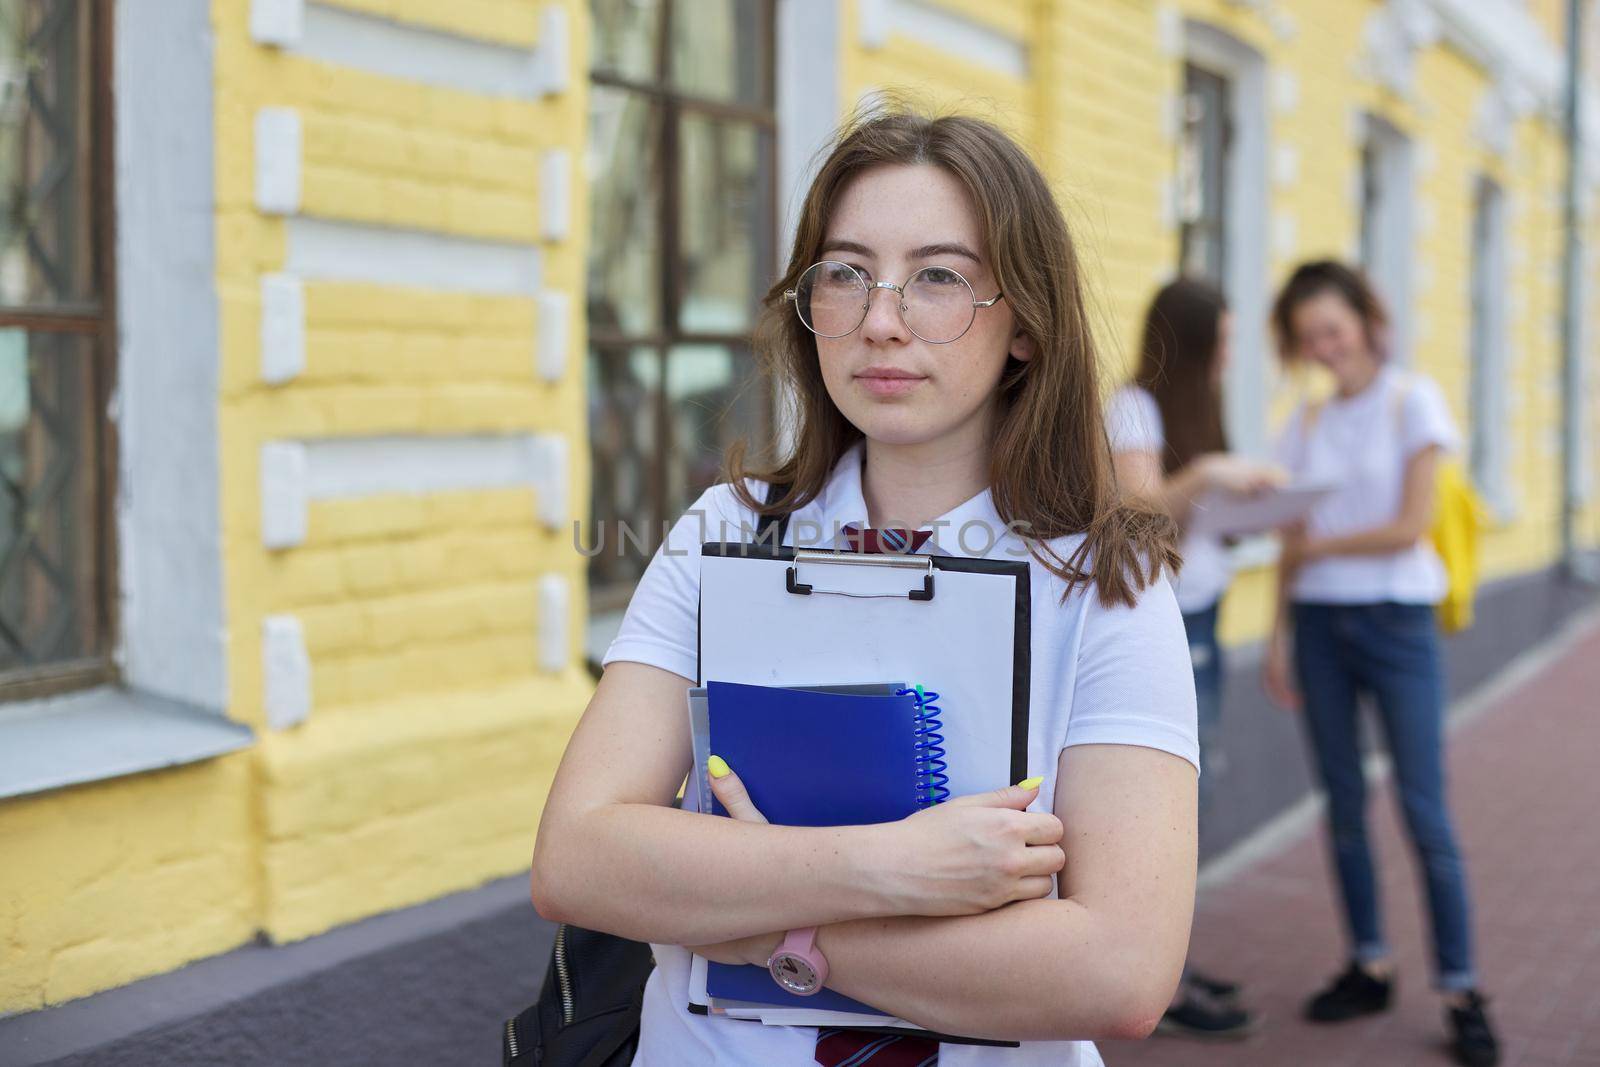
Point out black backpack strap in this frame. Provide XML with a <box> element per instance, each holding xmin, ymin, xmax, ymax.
<box><xmin>757</xmin><ymin>481</ymin><xmax>792</xmax><ymax>547</ymax></box>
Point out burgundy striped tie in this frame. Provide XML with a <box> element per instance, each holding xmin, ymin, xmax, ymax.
<box><xmin>813</xmin><ymin>525</ymin><xmax>940</xmax><ymax>1066</ymax></box>
<box><xmin>815</xmin><ymin>1027</ymin><xmax>939</xmax><ymax>1066</ymax></box>
<box><xmin>841</xmin><ymin>523</ymin><xmax>933</xmax><ymax>554</ymax></box>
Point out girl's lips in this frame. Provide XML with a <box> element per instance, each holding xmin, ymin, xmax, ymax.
<box><xmin>855</xmin><ymin>369</ymin><xmax>927</xmax><ymax>397</ymax></box>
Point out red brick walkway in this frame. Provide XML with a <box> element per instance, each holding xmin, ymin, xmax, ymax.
<box><xmin>1103</xmin><ymin>615</ymin><xmax>1600</xmax><ymax>1067</ymax></box>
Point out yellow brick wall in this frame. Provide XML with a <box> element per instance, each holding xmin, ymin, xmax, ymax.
<box><xmin>0</xmin><ymin>0</ymin><xmax>591</xmax><ymax>1013</ymax></box>
<box><xmin>214</xmin><ymin>0</ymin><xmax>592</xmax><ymax>945</ymax></box>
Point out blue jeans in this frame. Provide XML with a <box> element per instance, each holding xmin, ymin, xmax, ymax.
<box><xmin>1292</xmin><ymin>602</ymin><xmax>1477</xmax><ymax>991</ymax></box>
<box><xmin>1181</xmin><ymin>605</ymin><xmax>1223</xmax><ymax>820</ymax></box>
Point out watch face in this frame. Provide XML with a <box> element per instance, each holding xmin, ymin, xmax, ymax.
<box><xmin>769</xmin><ymin>951</ymin><xmax>821</xmax><ymax>994</ymax></box>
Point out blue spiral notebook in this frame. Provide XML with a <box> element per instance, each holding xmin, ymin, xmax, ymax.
<box><xmin>703</xmin><ymin>679</ymin><xmax>949</xmax><ymax>1014</ymax></box>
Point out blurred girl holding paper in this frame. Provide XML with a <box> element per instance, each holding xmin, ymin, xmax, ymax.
<box><xmin>1105</xmin><ymin>277</ymin><xmax>1282</xmax><ymax>1040</ymax></box>
<box><xmin>1265</xmin><ymin>260</ymin><xmax>1497</xmax><ymax>1067</ymax></box>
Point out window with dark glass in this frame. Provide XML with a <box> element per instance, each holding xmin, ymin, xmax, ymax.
<box><xmin>0</xmin><ymin>0</ymin><xmax>113</xmax><ymax>698</ymax></box>
<box><xmin>1178</xmin><ymin>63</ymin><xmax>1230</xmax><ymax>285</ymax></box>
<box><xmin>587</xmin><ymin>0</ymin><xmax>776</xmax><ymax>602</ymax></box>
<box><xmin>1468</xmin><ymin>174</ymin><xmax>1507</xmax><ymax>501</ymax></box>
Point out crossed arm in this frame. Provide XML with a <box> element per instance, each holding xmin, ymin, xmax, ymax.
<box><xmin>530</xmin><ymin>661</ymin><xmax>1197</xmax><ymax>1042</ymax></box>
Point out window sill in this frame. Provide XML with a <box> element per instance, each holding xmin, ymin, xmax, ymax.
<box><xmin>0</xmin><ymin>686</ymin><xmax>254</xmax><ymax>802</ymax></box>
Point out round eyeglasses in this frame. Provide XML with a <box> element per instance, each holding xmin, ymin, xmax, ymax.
<box><xmin>783</xmin><ymin>260</ymin><xmax>1004</xmax><ymax>344</ymax></box>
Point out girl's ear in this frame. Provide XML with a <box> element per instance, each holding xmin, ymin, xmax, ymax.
<box><xmin>1009</xmin><ymin>329</ymin><xmax>1037</xmax><ymax>363</ymax></box>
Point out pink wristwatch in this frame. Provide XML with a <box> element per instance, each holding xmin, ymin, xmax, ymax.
<box><xmin>767</xmin><ymin>926</ymin><xmax>828</xmax><ymax>995</ymax></box>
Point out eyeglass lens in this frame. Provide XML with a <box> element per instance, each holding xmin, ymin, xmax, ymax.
<box><xmin>792</xmin><ymin>261</ymin><xmax>978</xmax><ymax>343</ymax></box>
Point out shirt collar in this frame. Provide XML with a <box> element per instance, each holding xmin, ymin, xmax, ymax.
<box><xmin>799</xmin><ymin>441</ymin><xmax>1024</xmax><ymax>560</ymax></box>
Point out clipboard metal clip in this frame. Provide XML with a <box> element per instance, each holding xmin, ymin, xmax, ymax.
<box><xmin>785</xmin><ymin>550</ymin><xmax>935</xmax><ymax>602</ymax></box>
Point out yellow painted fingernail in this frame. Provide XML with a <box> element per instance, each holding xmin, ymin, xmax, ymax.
<box><xmin>1017</xmin><ymin>776</ymin><xmax>1044</xmax><ymax>790</ymax></box>
<box><xmin>708</xmin><ymin>755</ymin><xmax>731</xmax><ymax>779</ymax></box>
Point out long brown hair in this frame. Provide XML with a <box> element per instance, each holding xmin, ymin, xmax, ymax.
<box><xmin>1270</xmin><ymin>259</ymin><xmax>1391</xmax><ymax>362</ymax></box>
<box><xmin>1133</xmin><ymin>278</ymin><xmax>1229</xmax><ymax>475</ymax></box>
<box><xmin>726</xmin><ymin>107</ymin><xmax>1176</xmax><ymax>607</ymax></box>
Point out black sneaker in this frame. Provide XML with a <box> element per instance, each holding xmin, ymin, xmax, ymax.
<box><xmin>1185</xmin><ymin>968</ymin><xmax>1242</xmax><ymax>1003</ymax></box>
<box><xmin>1446</xmin><ymin>991</ymin><xmax>1500</xmax><ymax>1067</ymax></box>
<box><xmin>1304</xmin><ymin>962</ymin><xmax>1393</xmax><ymax>1022</ymax></box>
<box><xmin>1156</xmin><ymin>990</ymin><xmax>1258</xmax><ymax>1040</ymax></box>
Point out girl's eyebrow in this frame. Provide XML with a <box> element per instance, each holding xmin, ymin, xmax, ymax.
<box><xmin>819</xmin><ymin>239</ymin><xmax>982</xmax><ymax>263</ymax></box>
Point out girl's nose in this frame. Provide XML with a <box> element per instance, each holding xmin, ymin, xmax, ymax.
<box><xmin>859</xmin><ymin>285</ymin><xmax>909</xmax><ymax>345</ymax></box>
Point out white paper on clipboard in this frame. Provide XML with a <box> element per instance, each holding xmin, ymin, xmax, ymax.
<box><xmin>697</xmin><ymin>547</ymin><xmax>1028</xmax><ymax>802</ymax></box>
<box><xmin>1186</xmin><ymin>481</ymin><xmax>1338</xmax><ymax>538</ymax></box>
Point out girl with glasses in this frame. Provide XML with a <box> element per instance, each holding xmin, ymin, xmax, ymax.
<box><xmin>532</xmin><ymin>108</ymin><xmax>1200</xmax><ymax>1066</ymax></box>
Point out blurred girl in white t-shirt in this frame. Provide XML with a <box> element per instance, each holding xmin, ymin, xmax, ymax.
<box><xmin>1266</xmin><ymin>260</ymin><xmax>1498</xmax><ymax>1067</ymax></box>
<box><xmin>1106</xmin><ymin>277</ymin><xmax>1281</xmax><ymax>1041</ymax></box>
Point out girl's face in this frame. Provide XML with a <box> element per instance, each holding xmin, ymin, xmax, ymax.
<box><xmin>1288</xmin><ymin>290</ymin><xmax>1379</xmax><ymax>388</ymax></box>
<box><xmin>813</xmin><ymin>164</ymin><xmax>1032</xmax><ymax>449</ymax></box>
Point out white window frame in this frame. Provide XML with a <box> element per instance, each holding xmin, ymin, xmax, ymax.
<box><xmin>1359</xmin><ymin>114</ymin><xmax>1416</xmax><ymax>366</ymax></box>
<box><xmin>1468</xmin><ymin>173</ymin><xmax>1514</xmax><ymax>517</ymax></box>
<box><xmin>1182</xmin><ymin>22</ymin><xmax>1270</xmax><ymax>460</ymax></box>
<box><xmin>0</xmin><ymin>0</ymin><xmax>247</xmax><ymax>802</ymax></box>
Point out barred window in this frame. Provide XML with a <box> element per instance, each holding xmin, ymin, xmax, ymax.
<box><xmin>0</xmin><ymin>0</ymin><xmax>113</xmax><ymax>698</ymax></box>
<box><xmin>587</xmin><ymin>0</ymin><xmax>777</xmax><ymax>604</ymax></box>
<box><xmin>1178</xmin><ymin>62</ymin><xmax>1230</xmax><ymax>286</ymax></box>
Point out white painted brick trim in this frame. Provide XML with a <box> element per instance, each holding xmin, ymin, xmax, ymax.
<box><xmin>541</xmin><ymin>149</ymin><xmax>572</xmax><ymax>242</ymax></box>
<box><xmin>1274</xmin><ymin>144</ymin><xmax>1299</xmax><ymax>188</ymax></box>
<box><xmin>539</xmin><ymin>4</ymin><xmax>571</xmax><ymax>96</ymax></box>
<box><xmin>291</xmin><ymin>2</ymin><xmax>546</xmax><ymax>97</ymax></box>
<box><xmin>255</xmin><ymin>108</ymin><xmax>302</xmax><ymax>216</ymax></box>
<box><xmin>286</xmin><ymin>217</ymin><xmax>542</xmax><ymax>296</ymax></box>
<box><xmin>537</xmin><ymin>290</ymin><xmax>570</xmax><ymax>382</ymax></box>
<box><xmin>260</xmin><ymin>274</ymin><xmax>306</xmax><ymax>385</ymax></box>
<box><xmin>859</xmin><ymin>0</ymin><xmax>890</xmax><ymax>50</ymax></box>
<box><xmin>886</xmin><ymin>0</ymin><xmax>1027</xmax><ymax>78</ymax></box>
<box><xmin>1273</xmin><ymin>211</ymin><xmax>1298</xmax><ymax>259</ymax></box>
<box><xmin>1156</xmin><ymin>4</ymin><xmax>1183</xmax><ymax>58</ymax></box>
<box><xmin>532</xmin><ymin>434</ymin><xmax>569</xmax><ymax>530</ymax></box>
<box><xmin>1272</xmin><ymin>69</ymin><xmax>1299</xmax><ymax>114</ymax></box>
<box><xmin>250</xmin><ymin>0</ymin><xmax>304</xmax><ymax>47</ymax></box>
<box><xmin>261</xmin><ymin>442</ymin><xmax>310</xmax><ymax>549</ymax></box>
<box><xmin>263</xmin><ymin>614</ymin><xmax>313</xmax><ymax>729</ymax></box>
<box><xmin>538</xmin><ymin>575</ymin><xmax>569</xmax><ymax>672</ymax></box>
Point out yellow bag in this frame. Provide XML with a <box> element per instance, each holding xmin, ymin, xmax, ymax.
<box><xmin>1429</xmin><ymin>458</ymin><xmax>1487</xmax><ymax>633</ymax></box>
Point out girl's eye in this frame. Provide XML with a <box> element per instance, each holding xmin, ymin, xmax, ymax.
<box><xmin>919</xmin><ymin>266</ymin><xmax>963</xmax><ymax>286</ymax></box>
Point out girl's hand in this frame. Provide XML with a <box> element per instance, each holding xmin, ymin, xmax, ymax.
<box><xmin>879</xmin><ymin>780</ymin><xmax>1065</xmax><ymax>916</ymax></box>
<box><xmin>1201</xmin><ymin>454</ymin><xmax>1288</xmax><ymax>496</ymax></box>
<box><xmin>689</xmin><ymin>757</ymin><xmax>782</xmax><ymax>966</ymax></box>
<box><xmin>704</xmin><ymin>754</ymin><xmax>768</xmax><ymax>823</ymax></box>
<box><xmin>1263</xmin><ymin>630</ymin><xmax>1301</xmax><ymax>710</ymax></box>
<box><xmin>705</xmin><ymin>757</ymin><xmax>1064</xmax><ymax>919</ymax></box>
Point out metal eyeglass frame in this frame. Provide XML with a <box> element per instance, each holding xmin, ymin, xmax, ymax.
<box><xmin>782</xmin><ymin>260</ymin><xmax>1004</xmax><ymax>344</ymax></box>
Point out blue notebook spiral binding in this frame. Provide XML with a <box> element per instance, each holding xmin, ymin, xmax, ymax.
<box><xmin>900</xmin><ymin>685</ymin><xmax>950</xmax><ymax>807</ymax></box>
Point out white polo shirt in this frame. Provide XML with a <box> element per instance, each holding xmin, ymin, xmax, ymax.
<box><xmin>1104</xmin><ymin>384</ymin><xmax>1234</xmax><ymax>615</ymax></box>
<box><xmin>1275</xmin><ymin>368</ymin><xmax>1461</xmax><ymax>605</ymax></box>
<box><xmin>603</xmin><ymin>442</ymin><xmax>1199</xmax><ymax>1067</ymax></box>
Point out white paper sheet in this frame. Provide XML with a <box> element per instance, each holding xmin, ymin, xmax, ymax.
<box><xmin>1186</xmin><ymin>481</ymin><xmax>1338</xmax><ymax>538</ymax></box>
